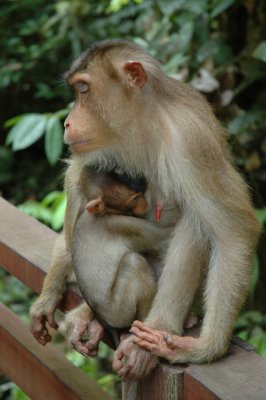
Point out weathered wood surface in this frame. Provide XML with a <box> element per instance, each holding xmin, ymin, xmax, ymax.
<box><xmin>0</xmin><ymin>303</ymin><xmax>112</xmax><ymax>400</ymax></box>
<box><xmin>123</xmin><ymin>362</ymin><xmax>183</xmax><ymax>400</ymax></box>
<box><xmin>0</xmin><ymin>196</ymin><xmax>81</xmax><ymax>310</ymax></box>
<box><xmin>184</xmin><ymin>342</ymin><xmax>266</xmax><ymax>400</ymax></box>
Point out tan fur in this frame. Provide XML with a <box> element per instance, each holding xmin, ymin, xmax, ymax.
<box><xmin>72</xmin><ymin>169</ymin><xmax>172</xmax><ymax>328</ymax></box>
<box><xmin>30</xmin><ymin>39</ymin><xmax>261</xmax><ymax>378</ymax></box>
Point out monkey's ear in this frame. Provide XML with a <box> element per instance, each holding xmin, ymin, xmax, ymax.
<box><xmin>123</xmin><ymin>62</ymin><xmax>147</xmax><ymax>88</ymax></box>
<box><xmin>86</xmin><ymin>198</ymin><xmax>105</xmax><ymax>214</ymax></box>
<box><xmin>130</xmin><ymin>193</ymin><xmax>148</xmax><ymax>216</ymax></box>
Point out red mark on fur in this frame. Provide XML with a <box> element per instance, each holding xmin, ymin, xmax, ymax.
<box><xmin>155</xmin><ymin>204</ymin><xmax>163</xmax><ymax>222</ymax></box>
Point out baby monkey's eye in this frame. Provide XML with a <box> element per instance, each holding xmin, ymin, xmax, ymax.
<box><xmin>76</xmin><ymin>81</ymin><xmax>90</xmax><ymax>93</ymax></box>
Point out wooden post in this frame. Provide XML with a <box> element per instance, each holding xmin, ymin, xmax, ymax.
<box><xmin>122</xmin><ymin>362</ymin><xmax>183</xmax><ymax>400</ymax></box>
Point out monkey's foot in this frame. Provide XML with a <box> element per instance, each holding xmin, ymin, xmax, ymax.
<box><xmin>112</xmin><ymin>335</ymin><xmax>158</xmax><ymax>380</ymax></box>
<box><xmin>30</xmin><ymin>307</ymin><xmax>58</xmax><ymax>346</ymax></box>
<box><xmin>184</xmin><ymin>312</ymin><xmax>198</xmax><ymax>329</ymax></box>
<box><xmin>130</xmin><ymin>320</ymin><xmax>198</xmax><ymax>362</ymax></box>
<box><xmin>68</xmin><ymin>317</ymin><xmax>104</xmax><ymax>358</ymax></box>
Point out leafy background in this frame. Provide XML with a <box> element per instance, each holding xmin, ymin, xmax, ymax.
<box><xmin>0</xmin><ymin>0</ymin><xmax>266</xmax><ymax>398</ymax></box>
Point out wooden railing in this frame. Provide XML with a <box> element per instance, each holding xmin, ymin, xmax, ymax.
<box><xmin>0</xmin><ymin>196</ymin><xmax>266</xmax><ymax>400</ymax></box>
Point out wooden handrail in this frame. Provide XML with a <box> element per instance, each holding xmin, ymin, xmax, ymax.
<box><xmin>1</xmin><ymin>196</ymin><xmax>266</xmax><ymax>400</ymax></box>
<box><xmin>0</xmin><ymin>303</ymin><xmax>112</xmax><ymax>400</ymax></box>
<box><xmin>0</xmin><ymin>196</ymin><xmax>81</xmax><ymax>310</ymax></box>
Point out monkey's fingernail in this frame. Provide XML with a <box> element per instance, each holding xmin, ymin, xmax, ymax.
<box><xmin>163</xmin><ymin>335</ymin><xmax>171</xmax><ymax>342</ymax></box>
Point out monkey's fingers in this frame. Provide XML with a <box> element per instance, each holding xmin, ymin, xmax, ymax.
<box><xmin>89</xmin><ymin>318</ymin><xmax>104</xmax><ymax>341</ymax></box>
<box><xmin>84</xmin><ymin>337</ymin><xmax>100</xmax><ymax>357</ymax></box>
<box><xmin>133</xmin><ymin>320</ymin><xmax>167</xmax><ymax>338</ymax></box>
<box><xmin>120</xmin><ymin>349</ymin><xmax>158</xmax><ymax>381</ymax></box>
<box><xmin>133</xmin><ymin>338</ymin><xmax>175</xmax><ymax>360</ymax></box>
<box><xmin>83</xmin><ymin>318</ymin><xmax>104</xmax><ymax>356</ymax></box>
<box><xmin>112</xmin><ymin>349</ymin><xmax>125</xmax><ymax>373</ymax></box>
<box><xmin>131</xmin><ymin>322</ymin><xmax>168</xmax><ymax>344</ymax></box>
<box><xmin>47</xmin><ymin>312</ymin><xmax>58</xmax><ymax>330</ymax></box>
<box><xmin>117</xmin><ymin>364</ymin><xmax>132</xmax><ymax>380</ymax></box>
<box><xmin>31</xmin><ymin>327</ymin><xmax>52</xmax><ymax>346</ymax></box>
<box><xmin>31</xmin><ymin>317</ymin><xmax>51</xmax><ymax>346</ymax></box>
<box><xmin>72</xmin><ymin>340</ymin><xmax>94</xmax><ymax>357</ymax></box>
<box><xmin>38</xmin><ymin>329</ymin><xmax>52</xmax><ymax>346</ymax></box>
<box><xmin>129</xmin><ymin>326</ymin><xmax>162</xmax><ymax>346</ymax></box>
<box><xmin>69</xmin><ymin>321</ymin><xmax>91</xmax><ymax>357</ymax></box>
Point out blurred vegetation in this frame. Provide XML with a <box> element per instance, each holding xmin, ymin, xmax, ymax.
<box><xmin>0</xmin><ymin>0</ymin><xmax>266</xmax><ymax>398</ymax></box>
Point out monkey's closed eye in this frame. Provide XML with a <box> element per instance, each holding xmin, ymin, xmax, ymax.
<box><xmin>75</xmin><ymin>82</ymin><xmax>90</xmax><ymax>93</ymax></box>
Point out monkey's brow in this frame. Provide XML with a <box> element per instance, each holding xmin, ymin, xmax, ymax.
<box><xmin>62</xmin><ymin>70</ymin><xmax>89</xmax><ymax>85</ymax></box>
<box><xmin>62</xmin><ymin>71</ymin><xmax>71</xmax><ymax>85</ymax></box>
<box><xmin>62</xmin><ymin>70</ymin><xmax>75</xmax><ymax>85</ymax></box>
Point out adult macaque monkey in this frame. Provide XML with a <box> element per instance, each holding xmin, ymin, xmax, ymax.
<box><xmin>30</xmin><ymin>39</ymin><xmax>260</xmax><ymax>380</ymax></box>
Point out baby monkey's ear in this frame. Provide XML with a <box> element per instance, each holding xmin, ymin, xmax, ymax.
<box><xmin>86</xmin><ymin>198</ymin><xmax>105</xmax><ymax>214</ymax></box>
<box><xmin>129</xmin><ymin>193</ymin><xmax>148</xmax><ymax>216</ymax></box>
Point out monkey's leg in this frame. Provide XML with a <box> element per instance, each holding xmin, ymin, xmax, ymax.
<box><xmin>106</xmin><ymin>252</ymin><xmax>156</xmax><ymax>327</ymax></box>
<box><xmin>113</xmin><ymin>213</ymin><xmax>206</xmax><ymax>379</ymax></box>
<box><xmin>30</xmin><ymin>233</ymin><xmax>72</xmax><ymax>345</ymax></box>
<box><xmin>145</xmin><ymin>212</ymin><xmax>206</xmax><ymax>335</ymax></box>
<box><xmin>133</xmin><ymin>238</ymin><xmax>253</xmax><ymax>364</ymax></box>
<box><xmin>181</xmin><ymin>240</ymin><xmax>252</xmax><ymax>363</ymax></box>
<box><xmin>112</xmin><ymin>252</ymin><xmax>159</xmax><ymax>380</ymax></box>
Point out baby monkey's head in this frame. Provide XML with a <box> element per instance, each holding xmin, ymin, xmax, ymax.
<box><xmin>82</xmin><ymin>166</ymin><xmax>148</xmax><ymax>217</ymax></box>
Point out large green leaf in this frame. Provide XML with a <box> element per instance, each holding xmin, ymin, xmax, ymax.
<box><xmin>7</xmin><ymin>114</ymin><xmax>47</xmax><ymax>151</ymax></box>
<box><xmin>44</xmin><ymin>116</ymin><xmax>63</xmax><ymax>165</ymax></box>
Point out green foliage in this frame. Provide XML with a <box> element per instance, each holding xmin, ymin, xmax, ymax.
<box><xmin>18</xmin><ymin>191</ymin><xmax>66</xmax><ymax>231</ymax></box>
<box><xmin>67</xmin><ymin>344</ymin><xmax>120</xmax><ymax>397</ymax></box>
<box><xmin>256</xmin><ymin>208</ymin><xmax>266</xmax><ymax>225</ymax></box>
<box><xmin>253</xmin><ymin>41</ymin><xmax>266</xmax><ymax>63</ymax></box>
<box><xmin>5</xmin><ymin>110</ymin><xmax>67</xmax><ymax>165</ymax></box>
<box><xmin>236</xmin><ymin>311</ymin><xmax>266</xmax><ymax>358</ymax></box>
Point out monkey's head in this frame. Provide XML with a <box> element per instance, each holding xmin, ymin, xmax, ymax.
<box><xmin>63</xmin><ymin>40</ymin><xmax>165</xmax><ymax>155</ymax></box>
<box><xmin>83</xmin><ymin>166</ymin><xmax>149</xmax><ymax>217</ymax></box>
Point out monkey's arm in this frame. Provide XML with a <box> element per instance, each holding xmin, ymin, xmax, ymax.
<box><xmin>107</xmin><ymin>215</ymin><xmax>172</xmax><ymax>252</ymax></box>
<box><xmin>141</xmin><ymin>182</ymin><xmax>260</xmax><ymax>364</ymax></box>
<box><xmin>30</xmin><ymin>232</ymin><xmax>73</xmax><ymax>345</ymax></box>
<box><xmin>130</xmin><ymin>320</ymin><xmax>197</xmax><ymax>361</ymax></box>
<box><xmin>30</xmin><ymin>168</ymin><xmax>85</xmax><ymax>345</ymax></box>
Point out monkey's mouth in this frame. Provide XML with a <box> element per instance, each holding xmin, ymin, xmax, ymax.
<box><xmin>67</xmin><ymin>139</ymin><xmax>92</xmax><ymax>154</ymax></box>
<box><xmin>65</xmin><ymin>138</ymin><xmax>90</xmax><ymax>147</ymax></box>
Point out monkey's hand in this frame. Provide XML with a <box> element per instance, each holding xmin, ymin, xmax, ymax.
<box><xmin>65</xmin><ymin>304</ymin><xmax>104</xmax><ymax>358</ymax></box>
<box><xmin>112</xmin><ymin>335</ymin><xmax>158</xmax><ymax>380</ymax></box>
<box><xmin>30</xmin><ymin>296</ymin><xmax>58</xmax><ymax>346</ymax></box>
<box><xmin>130</xmin><ymin>320</ymin><xmax>198</xmax><ymax>362</ymax></box>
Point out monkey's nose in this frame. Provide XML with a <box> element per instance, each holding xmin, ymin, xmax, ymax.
<box><xmin>64</xmin><ymin>118</ymin><xmax>70</xmax><ymax>129</ymax></box>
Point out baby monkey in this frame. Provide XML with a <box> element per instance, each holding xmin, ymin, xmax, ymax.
<box><xmin>69</xmin><ymin>166</ymin><xmax>171</xmax><ymax>349</ymax></box>
<box><xmin>83</xmin><ymin>167</ymin><xmax>149</xmax><ymax>218</ymax></box>
<box><xmin>69</xmin><ymin>167</ymin><xmax>196</xmax><ymax>356</ymax></box>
